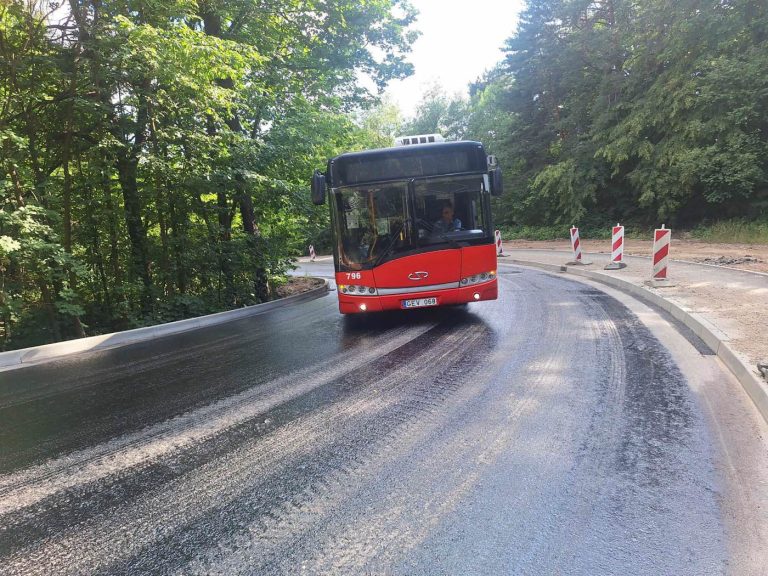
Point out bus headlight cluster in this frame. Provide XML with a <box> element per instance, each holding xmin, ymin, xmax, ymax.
<box><xmin>460</xmin><ymin>270</ymin><xmax>496</xmax><ymax>286</ymax></box>
<box><xmin>339</xmin><ymin>284</ymin><xmax>377</xmax><ymax>296</ymax></box>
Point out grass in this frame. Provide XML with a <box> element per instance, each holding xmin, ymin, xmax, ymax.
<box><xmin>688</xmin><ymin>219</ymin><xmax>768</xmax><ymax>244</ymax></box>
<box><xmin>498</xmin><ymin>224</ymin><xmax>613</xmax><ymax>241</ymax></box>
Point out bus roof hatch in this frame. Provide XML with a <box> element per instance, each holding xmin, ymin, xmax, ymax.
<box><xmin>393</xmin><ymin>134</ymin><xmax>445</xmax><ymax>147</ymax></box>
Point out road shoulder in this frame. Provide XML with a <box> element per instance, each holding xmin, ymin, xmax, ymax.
<box><xmin>0</xmin><ymin>279</ymin><xmax>329</xmax><ymax>373</ymax></box>
<box><xmin>541</xmin><ymin>272</ymin><xmax>768</xmax><ymax>575</ymax></box>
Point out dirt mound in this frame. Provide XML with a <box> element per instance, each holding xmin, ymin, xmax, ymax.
<box><xmin>695</xmin><ymin>256</ymin><xmax>764</xmax><ymax>266</ymax></box>
<box><xmin>275</xmin><ymin>276</ymin><xmax>326</xmax><ymax>298</ymax></box>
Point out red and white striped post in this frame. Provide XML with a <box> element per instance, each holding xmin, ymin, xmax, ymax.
<box><xmin>604</xmin><ymin>223</ymin><xmax>627</xmax><ymax>270</ymax></box>
<box><xmin>309</xmin><ymin>244</ymin><xmax>316</xmax><ymax>262</ymax></box>
<box><xmin>567</xmin><ymin>225</ymin><xmax>591</xmax><ymax>265</ymax></box>
<box><xmin>650</xmin><ymin>224</ymin><xmax>674</xmax><ymax>285</ymax></box>
<box><xmin>570</xmin><ymin>226</ymin><xmax>582</xmax><ymax>261</ymax></box>
<box><xmin>495</xmin><ymin>229</ymin><xmax>504</xmax><ymax>256</ymax></box>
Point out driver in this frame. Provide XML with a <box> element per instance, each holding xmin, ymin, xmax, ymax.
<box><xmin>433</xmin><ymin>201</ymin><xmax>462</xmax><ymax>233</ymax></box>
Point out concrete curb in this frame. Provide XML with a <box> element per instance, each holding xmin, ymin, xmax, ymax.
<box><xmin>500</xmin><ymin>258</ymin><xmax>768</xmax><ymax>425</ymax></box>
<box><xmin>0</xmin><ymin>280</ymin><xmax>329</xmax><ymax>372</ymax></box>
<box><xmin>500</xmin><ymin>246</ymin><xmax>768</xmax><ymax>278</ymax></box>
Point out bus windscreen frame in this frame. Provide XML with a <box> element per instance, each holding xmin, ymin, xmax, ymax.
<box><xmin>328</xmin><ymin>141</ymin><xmax>488</xmax><ymax>188</ymax></box>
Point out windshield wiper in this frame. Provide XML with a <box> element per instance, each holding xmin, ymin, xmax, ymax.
<box><xmin>373</xmin><ymin>218</ymin><xmax>411</xmax><ymax>267</ymax></box>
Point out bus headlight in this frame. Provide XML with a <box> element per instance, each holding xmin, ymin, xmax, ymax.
<box><xmin>339</xmin><ymin>284</ymin><xmax>378</xmax><ymax>296</ymax></box>
<box><xmin>460</xmin><ymin>271</ymin><xmax>496</xmax><ymax>286</ymax></box>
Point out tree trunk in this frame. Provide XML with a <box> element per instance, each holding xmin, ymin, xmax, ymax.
<box><xmin>38</xmin><ymin>280</ymin><xmax>62</xmax><ymax>343</ymax></box>
<box><xmin>115</xmin><ymin>82</ymin><xmax>153</xmax><ymax>312</ymax></box>
<box><xmin>8</xmin><ymin>165</ymin><xmax>26</xmax><ymax>208</ymax></box>
<box><xmin>116</xmin><ymin>153</ymin><xmax>152</xmax><ymax>306</ymax></box>
<box><xmin>0</xmin><ymin>267</ymin><xmax>10</xmax><ymax>349</ymax></box>
<box><xmin>237</xmin><ymin>188</ymin><xmax>269</xmax><ymax>302</ymax></box>
<box><xmin>169</xmin><ymin>192</ymin><xmax>188</xmax><ymax>295</ymax></box>
<box><xmin>217</xmin><ymin>191</ymin><xmax>236</xmax><ymax>306</ymax></box>
<box><xmin>201</xmin><ymin>8</ymin><xmax>245</xmax><ymax>306</ymax></box>
<box><xmin>61</xmin><ymin>50</ymin><xmax>86</xmax><ymax>338</ymax></box>
<box><xmin>151</xmin><ymin>130</ymin><xmax>173</xmax><ymax>298</ymax></box>
<box><xmin>101</xmin><ymin>159</ymin><xmax>122</xmax><ymax>288</ymax></box>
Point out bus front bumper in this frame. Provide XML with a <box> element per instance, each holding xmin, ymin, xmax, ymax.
<box><xmin>338</xmin><ymin>280</ymin><xmax>498</xmax><ymax>314</ymax></box>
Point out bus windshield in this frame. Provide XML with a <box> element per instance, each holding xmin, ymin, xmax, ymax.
<box><xmin>333</xmin><ymin>174</ymin><xmax>489</xmax><ymax>269</ymax></box>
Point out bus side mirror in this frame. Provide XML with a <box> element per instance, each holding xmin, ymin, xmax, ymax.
<box><xmin>490</xmin><ymin>168</ymin><xmax>503</xmax><ymax>196</ymax></box>
<box><xmin>311</xmin><ymin>170</ymin><xmax>326</xmax><ymax>205</ymax></box>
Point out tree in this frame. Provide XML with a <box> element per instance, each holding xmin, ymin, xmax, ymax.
<box><xmin>459</xmin><ymin>0</ymin><xmax>768</xmax><ymax>226</ymax></box>
<box><xmin>402</xmin><ymin>83</ymin><xmax>469</xmax><ymax>140</ymax></box>
<box><xmin>0</xmin><ymin>0</ymin><xmax>418</xmax><ymax>349</ymax></box>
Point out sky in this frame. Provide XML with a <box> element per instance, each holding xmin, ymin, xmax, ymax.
<box><xmin>384</xmin><ymin>0</ymin><xmax>526</xmax><ymax>118</ymax></box>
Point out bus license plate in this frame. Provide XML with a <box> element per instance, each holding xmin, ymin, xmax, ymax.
<box><xmin>402</xmin><ymin>297</ymin><xmax>438</xmax><ymax>309</ymax></box>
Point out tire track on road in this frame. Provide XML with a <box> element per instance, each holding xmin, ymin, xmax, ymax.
<box><xmin>0</xmin><ymin>298</ymin><xmax>341</xmax><ymax>473</ymax></box>
<box><xmin>0</xmin><ymin>268</ymin><xmax>747</xmax><ymax>575</ymax></box>
<box><xmin>0</xmin><ymin>323</ymin><xmax>434</xmax><ymax>521</ymax></box>
<box><xmin>1</xmin><ymin>319</ymin><xmax>486</xmax><ymax>575</ymax></box>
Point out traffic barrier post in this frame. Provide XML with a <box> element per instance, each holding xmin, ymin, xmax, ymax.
<box><xmin>604</xmin><ymin>223</ymin><xmax>627</xmax><ymax>270</ymax></box>
<box><xmin>566</xmin><ymin>225</ymin><xmax>591</xmax><ymax>265</ymax></box>
<box><xmin>647</xmin><ymin>225</ymin><xmax>675</xmax><ymax>287</ymax></box>
<box><xmin>495</xmin><ymin>229</ymin><xmax>506</xmax><ymax>257</ymax></box>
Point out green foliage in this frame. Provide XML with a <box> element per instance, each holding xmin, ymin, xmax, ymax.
<box><xmin>402</xmin><ymin>1</ymin><xmax>768</xmax><ymax>230</ymax></box>
<box><xmin>355</xmin><ymin>97</ymin><xmax>404</xmax><ymax>148</ymax></box>
<box><xmin>0</xmin><ymin>205</ymin><xmax>85</xmax><ymax>346</ymax></box>
<box><xmin>0</xmin><ymin>0</ymin><xmax>416</xmax><ymax>349</ymax></box>
<box><xmin>532</xmin><ymin>159</ymin><xmax>598</xmax><ymax>224</ymax></box>
<box><xmin>402</xmin><ymin>84</ymin><xmax>470</xmax><ymax>140</ymax></box>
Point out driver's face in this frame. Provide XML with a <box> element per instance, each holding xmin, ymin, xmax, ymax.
<box><xmin>442</xmin><ymin>207</ymin><xmax>454</xmax><ymax>221</ymax></box>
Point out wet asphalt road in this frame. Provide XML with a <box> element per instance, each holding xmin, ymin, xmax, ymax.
<box><xmin>1</xmin><ymin>263</ymin><xmax>767</xmax><ymax>575</ymax></box>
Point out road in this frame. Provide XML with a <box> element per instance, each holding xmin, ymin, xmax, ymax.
<box><xmin>502</xmin><ymin>248</ymin><xmax>768</xmax><ymax>371</ymax></box>
<box><xmin>1</xmin><ymin>261</ymin><xmax>767</xmax><ymax>575</ymax></box>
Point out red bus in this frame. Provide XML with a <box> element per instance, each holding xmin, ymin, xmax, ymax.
<box><xmin>311</xmin><ymin>139</ymin><xmax>503</xmax><ymax>314</ymax></box>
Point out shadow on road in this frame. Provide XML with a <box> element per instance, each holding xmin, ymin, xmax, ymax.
<box><xmin>341</xmin><ymin>305</ymin><xmax>482</xmax><ymax>335</ymax></box>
